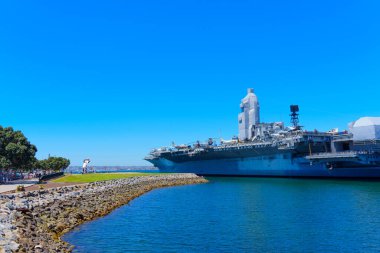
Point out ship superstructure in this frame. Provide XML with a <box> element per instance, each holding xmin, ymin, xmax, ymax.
<box><xmin>145</xmin><ymin>89</ymin><xmax>380</xmax><ymax>178</ymax></box>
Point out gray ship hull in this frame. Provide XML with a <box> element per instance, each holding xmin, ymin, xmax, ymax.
<box><xmin>149</xmin><ymin>153</ymin><xmax>380</xmax><ymax>178</ymax></box>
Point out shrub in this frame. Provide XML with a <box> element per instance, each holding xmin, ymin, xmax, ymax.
<box><xmin>16</xmin><ymin>185</ymin><xmax>25</xmax><ymax>192</ymax></box>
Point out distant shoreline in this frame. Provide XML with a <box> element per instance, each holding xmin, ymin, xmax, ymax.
<box><xmin>0</xmin><ymin>174</ymin><xmax>207</xmax><ymax>253</ymax></box>
<box><xmin>65</xmin><ymin>166</ymin><xmax>158</xmax><ymax>175</ymax></box>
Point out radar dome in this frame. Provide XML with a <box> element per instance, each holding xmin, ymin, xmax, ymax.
<box><xmin>350</xmin><ymin>117</ymin><xmax>380</xmax><ymax>141</ymax></box>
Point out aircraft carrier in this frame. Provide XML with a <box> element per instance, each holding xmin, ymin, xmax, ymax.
<box><xmin>145</xmin><ymin>88</ymin><xmax>380</xmax><ymax>178</ymax></box>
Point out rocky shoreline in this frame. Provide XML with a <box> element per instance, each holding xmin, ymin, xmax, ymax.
<box><xmin>0</xmin><ymin>174</ymin><xmax>207</xmax><ymax>253</ymax></box>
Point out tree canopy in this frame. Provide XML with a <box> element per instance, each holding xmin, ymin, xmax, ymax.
<box><xmin>0</xmin><ymin>126</ymin><xmax>37</xmax><ymax>170</ymax></box>
<box><xmin>0</xmin><ymin>126</ymin><xmax>71</xmax><ymax>173</ymax></box>
<box><xmin>37</xmin><ymin>156</ymin><xmax>71</xmax><ymax>172</ymax></box>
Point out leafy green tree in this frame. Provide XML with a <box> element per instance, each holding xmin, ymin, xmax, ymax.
<box><xmin>0</xmin><ymin>126</ymin><xmax>37</xmax><ymax>171</ymax></box>
<box><xmin>35</xmin><ymin>159</ymin><xmax>49</xmax><ymax>171</ymax></box>
<box><xmin>37</xmin><ymin>156</ymin><xmax>70</xmax><ymax>172</ymax></box>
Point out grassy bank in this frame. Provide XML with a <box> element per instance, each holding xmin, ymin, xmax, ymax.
<box><xmin>52</xmin><ymin>173</ymin><xmax>163</xmax><ymax>183</ymax></box>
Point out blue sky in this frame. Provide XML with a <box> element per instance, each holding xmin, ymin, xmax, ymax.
<box><xmin>0</xmin><ymin>0</ymin><xmax>379</xmax><ymax>165</ymax></box>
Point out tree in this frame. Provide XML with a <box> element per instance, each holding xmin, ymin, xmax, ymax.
<box><xmin>0</xmin><ymin>126</ymin><xmax>37</xmax><ymax>171</ymax></box>
<box><xmin>37</xmin><ymin>156</ymin><xmax>71</xmax><ymax>172</ymax></box>
<box><xmin>36</xmin><ymin>159</ymin><xmax>49</xmax><ymax>172</ymax></box>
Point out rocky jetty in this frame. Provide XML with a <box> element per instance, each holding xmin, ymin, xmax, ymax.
<box><xmin>0</xmin><ymin>174</ymin><xmax>207</xmax><ymax>253</ymax></box>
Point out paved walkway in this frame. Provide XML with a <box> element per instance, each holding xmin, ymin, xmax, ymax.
<box><xmin>0</xmin><ymin>179</ymin><xmax>39</xmax><ymax>194</ymax></box>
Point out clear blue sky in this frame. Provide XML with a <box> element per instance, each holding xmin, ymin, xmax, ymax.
<box><xmin>0</xmin><ymin>0</ymin><xmax>379</xmax><ymax>165</ymax></box>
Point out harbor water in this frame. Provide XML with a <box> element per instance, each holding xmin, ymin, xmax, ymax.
<box><xmin>64</xmin><ymin>177</ymin><xmax>380</xmax><ymax>252</ymax></box>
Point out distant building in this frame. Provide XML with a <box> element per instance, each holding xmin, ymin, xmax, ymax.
<box><xmin>349</xmin><ymin>117</ymin><xmax>380</xmax><ymax>141</ymax></box>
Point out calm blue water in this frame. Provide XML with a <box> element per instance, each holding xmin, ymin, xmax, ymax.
<box><xmin>64</xmin><ymin>178</ymin><xmax>380</xmax><ymax>252</ymax></box>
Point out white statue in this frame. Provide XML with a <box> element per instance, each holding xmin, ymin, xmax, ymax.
<box><xmin>82</xmin><ymin>159</ymin><xmax>91</xmax><ymax>174</ymax></box>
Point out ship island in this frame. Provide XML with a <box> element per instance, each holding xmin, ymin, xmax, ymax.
<box><xmin>146</xmin><ymin>88</ymin><xmax>380</xmax><ymax>178</ymax></box>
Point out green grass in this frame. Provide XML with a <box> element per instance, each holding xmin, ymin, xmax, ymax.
<box><xmin>52</xmin><ymin>173</ymin><xmax>163</xmax><ymax>183</ymax></box>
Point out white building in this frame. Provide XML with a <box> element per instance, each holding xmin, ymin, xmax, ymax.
<box><xmin>238</xmin><ymin>88</ymin><xmax>260</xmax><ymax>141</ymax></box>
<box><xmin>349</xmin><ymin>117</ymin><xmax>380</xmax><ymax>141</ymax></box>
